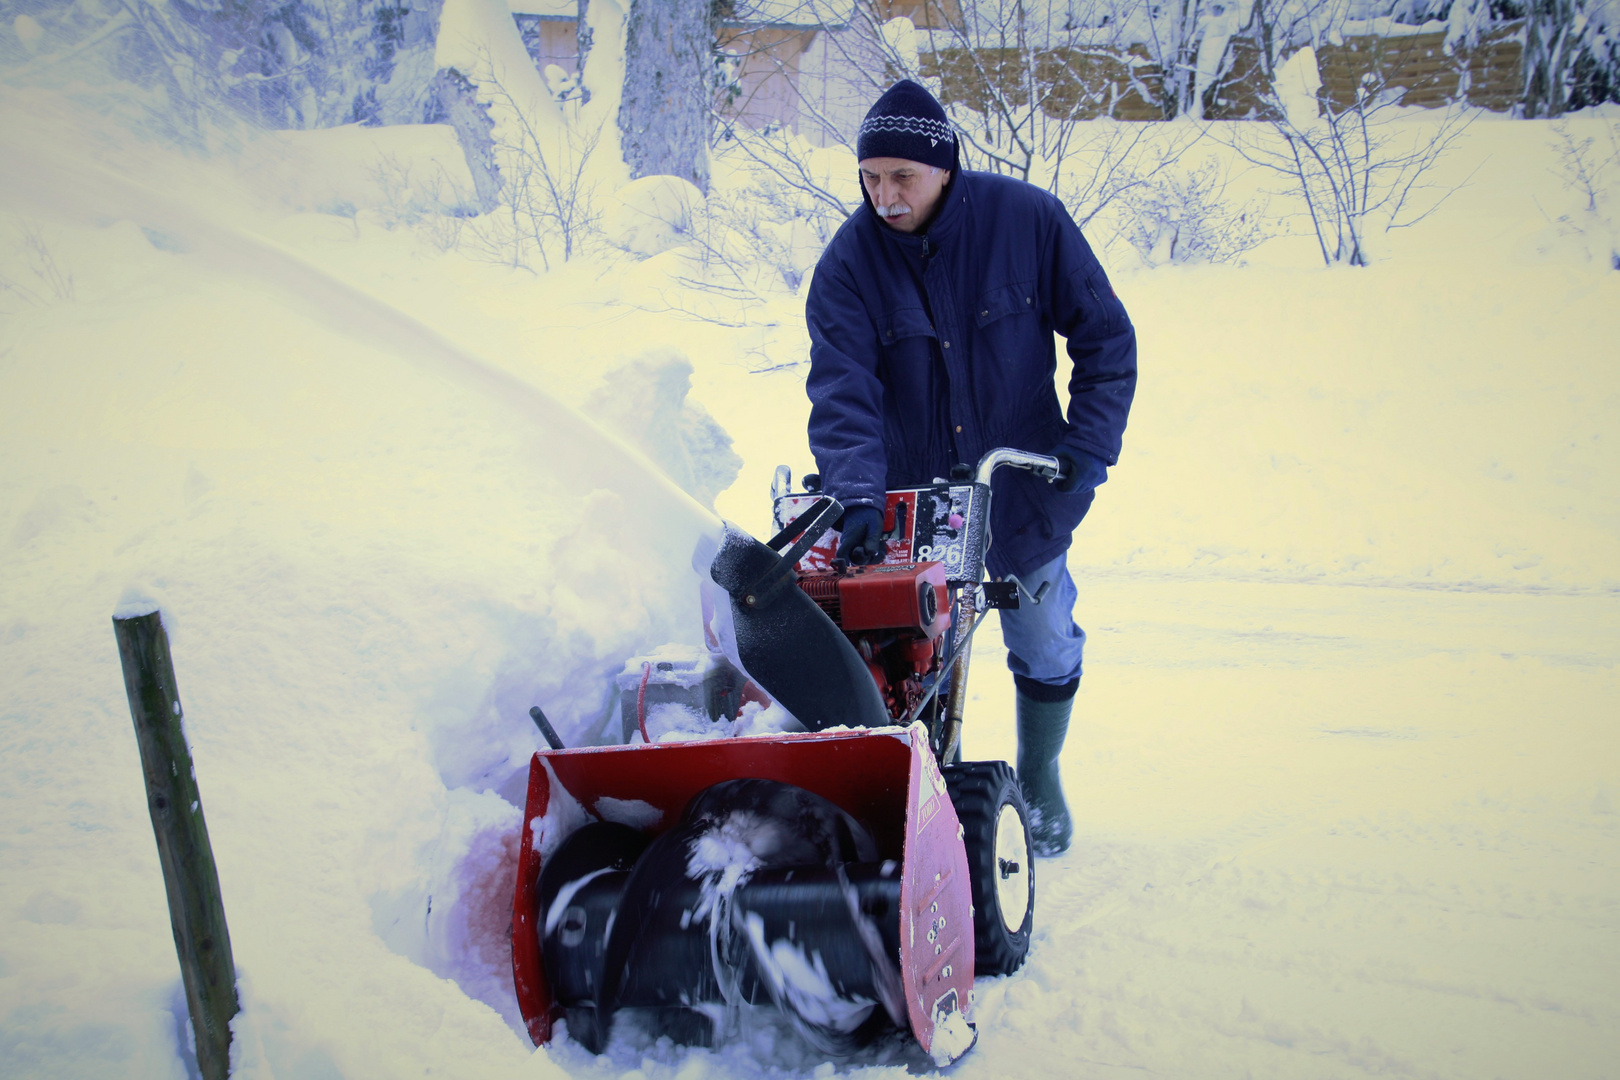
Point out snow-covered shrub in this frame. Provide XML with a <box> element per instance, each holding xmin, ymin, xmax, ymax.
<box><xmin>0</xmin><ymin>219</ymin><xmax>74</xmax><ymax>309</ymax></box>
<box><xmin>1225</xmin><ymin>49</ymin><xmax>1472</xmax><ymax>266</ymax></box>
<box><xmin>369</xmin><ymin>153</ymin><xmax>478</xmax><ymax>251</ymax></box>
<box><xmin>603</xmin><ymin>176</ymin><xmax>705</xmax><ymax>258</ymax></box>
<box><xmin>1119</xmin><ymin>158</ymin><xmax>1272</xmax><ymax>266</ymax></box>
<box><xmin>1055</xmin><ymin>120</ymin><xmax>1209</xmax><ymax>239</ymax></box>
<box><xmin>1547</xmin><ymin>119</ymin><xmax>1620</xmax><ymax>268</ymax></box>
<box><xmin>461</xmin><ymin>106</ymin><xmax>606</xmax><ymax>272</ymax></box>
<box><xmin>650</xmin><ymin>130</ymin><xmax>857</xmax><ymax>301</ymax></box>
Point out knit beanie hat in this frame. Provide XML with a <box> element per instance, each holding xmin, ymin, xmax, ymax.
<box><xmin>856</xmin><ymin>79</ymin><xmax>957</xmax><ymax>172</ymax></box>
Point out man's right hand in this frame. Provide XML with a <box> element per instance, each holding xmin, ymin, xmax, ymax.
<box><xmin>1052</xmin><ymin>448</ymin><xmax>1109</xmax><ymax>494</ymax></box>
<box><xmin>835</xmin><ymin>505</ymin><xmax>887</xmax><ymax>565</ymax></box>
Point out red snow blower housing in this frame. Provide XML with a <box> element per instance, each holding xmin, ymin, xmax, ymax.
<box><xmin>511</xmin><ymin>449</ymin><xmax>1068</xmax><ymax>1066</ymax></box>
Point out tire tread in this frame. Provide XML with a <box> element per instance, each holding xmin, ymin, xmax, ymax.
<box><xmin>943</xmin><ymin>760</ymin><xmax>1033</xmax><ymax>977</ymax></box>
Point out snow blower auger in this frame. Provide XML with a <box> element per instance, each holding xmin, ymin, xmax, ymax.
<box><xmin>511</xmin><ymin>448</ymin><xmax>1069</xmax><ymax>1067</ymax></box>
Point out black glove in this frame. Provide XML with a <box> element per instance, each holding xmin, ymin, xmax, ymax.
<box><xmin>835</xmin><ymin>505</ymin><xmax>887</xmax><ymax>565</ymax></box>
<box><xmin>1052</xmin><ymin>448</ymin><xmax>1109</xmax><ymax>495</ymax></box>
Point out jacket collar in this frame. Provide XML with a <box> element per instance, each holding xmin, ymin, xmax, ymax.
<box><xmin>862</xmin><ymin>170</ymin><xmax>968</xmax><ymax>257</ymax></box>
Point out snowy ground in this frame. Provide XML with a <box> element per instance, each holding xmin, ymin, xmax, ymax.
<box><xmin>2</xmin><ymin>94</ymin><xmax>1618</xmax><ymax>1080</ymax></box>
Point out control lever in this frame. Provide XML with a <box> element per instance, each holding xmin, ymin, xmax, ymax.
<box><xmin>1005</xmin><ymin>574</ymin><xmax>1050</xmax><ymax>606</ymax></box>
<box><xmin>528</xmin><ymin>706</ymin><xmax>566</xmax><ymax>750</ymax></box>
<box><xmin>884</xmin><ymin>499</ymin><xmax>909</xmax><ymax>543</ymax></box>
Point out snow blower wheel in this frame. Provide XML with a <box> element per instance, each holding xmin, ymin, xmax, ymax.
<box><xmin>944</xmin><ymin>761</ymin><xmax>1033</xmax><ymax>977</ymax></box>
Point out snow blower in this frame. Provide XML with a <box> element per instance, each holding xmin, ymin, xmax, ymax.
<box><xmin>510</xmin><ymin>448</ymin><xmax>1068</xmax><ymax>1066</ymax></box>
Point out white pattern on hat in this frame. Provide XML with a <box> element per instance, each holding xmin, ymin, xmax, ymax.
<box><xmin>858</xmin><ymin>114</ymin><xmax>956</xmax><ymax>144</ymax></box>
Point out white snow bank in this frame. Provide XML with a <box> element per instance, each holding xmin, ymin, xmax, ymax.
<box><xmin>605</xmin><ymin>175</ymin><xmax>706</xmax><ymax>257</ymax></box>
<box><xmin>0</xmin><ymin>97</ymin><xmax>732</xmax><ymax>1077</ymax></box>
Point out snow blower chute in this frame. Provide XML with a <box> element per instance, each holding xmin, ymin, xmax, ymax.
<box><xmin>511</xmin><ymin>449</ymin><xmax>1069</xmax><ymax>1066</ymax></box>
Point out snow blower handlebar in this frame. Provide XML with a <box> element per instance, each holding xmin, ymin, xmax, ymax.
<box><xmin>953</xmin><ymin>448</ymin><xmax>1068</xmax><ymax>587</ymax></box>
<box><xmin>973</xmin><ymin>447</ymin><xmax>1066</xmax><ymax>488</ymax></box>
<box><xmin>930</xmin><ymin>447</ymin><xmax>1067</xmax><ymax>763</ymax></box>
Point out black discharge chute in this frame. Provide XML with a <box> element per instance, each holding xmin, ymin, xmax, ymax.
<box><xmin>706</xmin><ymin>518</ymin><xmax>890</xmax><ymax>733</ymax></box>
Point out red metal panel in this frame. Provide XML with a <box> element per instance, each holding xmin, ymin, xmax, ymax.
<box><xmin>511</xmin><ymin>762</ymin><xmax>553</xmax><ymax>1045</ymax></box>
<box><xmin>898</xmin><ymin>736</ymin><xmax>976</xmax><ymax>1060</ymax></box>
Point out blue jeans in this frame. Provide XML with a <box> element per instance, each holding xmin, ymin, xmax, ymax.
<box><xmin>999</xmin><ymin>552</ymin><xmax>1085</xmax><ymax>686</ymax></box>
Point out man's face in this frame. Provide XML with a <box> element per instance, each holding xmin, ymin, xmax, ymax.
<box><xmin>859</xmin><ymin>157</ymin><xmax>951</xmax><ymax>235</ymax></box>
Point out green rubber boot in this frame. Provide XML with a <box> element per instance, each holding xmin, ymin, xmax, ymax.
<box><xmin>1014</xmin><ymin>676</ymin><xmax>1076</xmax><ymax>856</ymax></box>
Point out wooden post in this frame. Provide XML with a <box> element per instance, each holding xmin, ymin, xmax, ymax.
<box><xmin>114</xmin><ymin>610</ymin><xmax>239</xmax><ymax>1080</ymax></box>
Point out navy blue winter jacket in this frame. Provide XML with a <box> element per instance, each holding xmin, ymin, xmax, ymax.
<box><xmin>805</xmin><ymin>169</ymin><xmax>1137</xmax><ymax>580</ymax></box>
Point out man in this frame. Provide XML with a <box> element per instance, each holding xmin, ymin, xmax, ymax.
<box><xmin>804</xmin><ymin>80</ymin><xmax>1137</xmax><ymax>855</ymax></box>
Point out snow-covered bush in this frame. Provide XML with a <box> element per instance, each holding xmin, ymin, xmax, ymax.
<box><xmin>603</xmin><ymin>176</ymin><xmax>705</xmax><ymax>258</ymax></box>
<box><xmin>0</xmin><ymin>219</ymin><xmax>74</xmax><ymax>310</ymax></box>
<box><xmin>456</xmin><ymin>74</ymin><xmax>607</xmax><ymax>272</ymax></box>
<box><xmin>1119</xmin><ymin>158</ymin><xmax>1273</xmax><ymax>265</ymax></box>
<box><xmin>1547</xmin><ymin>119</ymin><xmax>1620</xmax><ymax>268</ymax></box>
<box><xmin>622</xmin><ymin>130</ymin><xmax>855</xmax><ymax>303</ymax></box>
<box><xmin>1056</xmin><ymin>120</ymin><xmax>1211</xmax><ymax>235</ymax></box>
<box><xmin>696</xmin><ymin>154</ymin><xmax>850</xmax><ymax>294</ymax></box>
<box><xmin>1225</xmin><ymin>48</ymin><xmax>1472</xmax><ymax>266</ymax></box>
<box><xmin>369</xmin><ymin>153</ymin><xmax>478</xmax><ymax>250</ymax></box>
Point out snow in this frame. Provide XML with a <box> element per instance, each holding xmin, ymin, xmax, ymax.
<box><xmin>545</xmin><ymin>867</ymin><xmax>617</xmax><ymax>936</ymax></box>
<box><xmin>12</xmin><ymin>15</ymin><xmax>42</xmax><ymax>50</ymax></box>
<box><xmin>2</xmin><ymin>76</ymin><xmax>1619</xmax><ymax>1080</ymax></box>
<box><xmin>742</xmin><ymin>912</ymin><xmax>877</xmax><ymax>1034</ymax></box>
<box><xmin>1274</xmin><ymin>48</ymin><xmax>1323</xmax><ymax>128</ymax></box>
<box><xmin>604</xmin><ymin>176</ymin><xmax>706</xmax><ymax>257</ymax></box>
<box><xmin>686</xmin><ymin>813</ymin><xmax>770</xmax><ymax>908</ymax></box>
<box><xmin>113</xmin><ymin>586</ymin><xmax>168</xmax><ymax>622</ymax></box>
<box><xmin>595</xmin><ymin>796</ymin><xmax>664</xmax><ymax>830</ymax></box>
<box><xmin>925</xmin><ymin>1005</ymin><xmax>975</xmax><ymax>1068</ymax></box>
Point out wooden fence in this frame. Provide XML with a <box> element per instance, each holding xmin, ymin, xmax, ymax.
<box><xmin>915</xmin><ymin>21</ymin><xmax>1525</xmax><ymax>123</ymax></box>
<box><xmin>920</xmin><ymin>45</ymin><xmax>1166</xmax><ymax>122</ymax></box>
<box><xmin>514</xmin><ymin>8</ymin><xmax>1526</xmax><ymax>132</ymax></box>
<box><xmin>1313</xmin><ymin>21</ymin><xmax>1523</xmax><ymax>113</ymax></box>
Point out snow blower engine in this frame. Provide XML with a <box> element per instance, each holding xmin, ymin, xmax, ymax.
<box><xmin>510</xmin><ymin>449</ymin><xmax>1069</xmax><ymax>1066</ymax></box>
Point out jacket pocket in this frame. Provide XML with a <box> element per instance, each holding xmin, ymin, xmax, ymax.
<box><xmin>974</xmin><ymin>280</ymin><xmax>1036</xmax><ymax>328</ymax></box>
<box><xmin>878</xmin><ymin>306</ymin><xmax>936</xmax><ymax>344</ymax></box>
<box><xmin>1080</xmin><ymin>267</ymin><xmax>1129</xmax><ymax>336</ymax></box>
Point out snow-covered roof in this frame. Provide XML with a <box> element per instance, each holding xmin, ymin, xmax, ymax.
<box><xmin>726</xmin><ymin>0</ymin><xmax>855</xmax><ymax>29</ymax></box>
<box><xmin>506</xmin><ymin>0</ymin><xmax>853</xmax><ymax>27</ymax></box>
<box><xmin>507</xmin><ymin>0</ymin><xmax>575</xmax><ymax>17</ymax></box>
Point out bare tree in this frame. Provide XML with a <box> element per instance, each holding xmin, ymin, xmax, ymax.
<box><xmin>829</xmin><ymin>0</ymin><xmax>1174</xmax><ymax>182</ymax></box>
<box><xmin>1226</xmin><ymin>57</ymin><xmax>1473</xmax><ymax>266</ymax></box>
<box><xmin>693</xmin><ymin>2</ymin><xmax>1221</xmax><ymax>285</ymax></box>
<box><xmin>709</xmin><ymin>0</ymin><xmax>1206</xmax><ymax>203</ymax></box>
<box><xmin>1055</xmin><ymin>120</ymin><xmax>1208</xmax><ymax>229</ymax></box>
